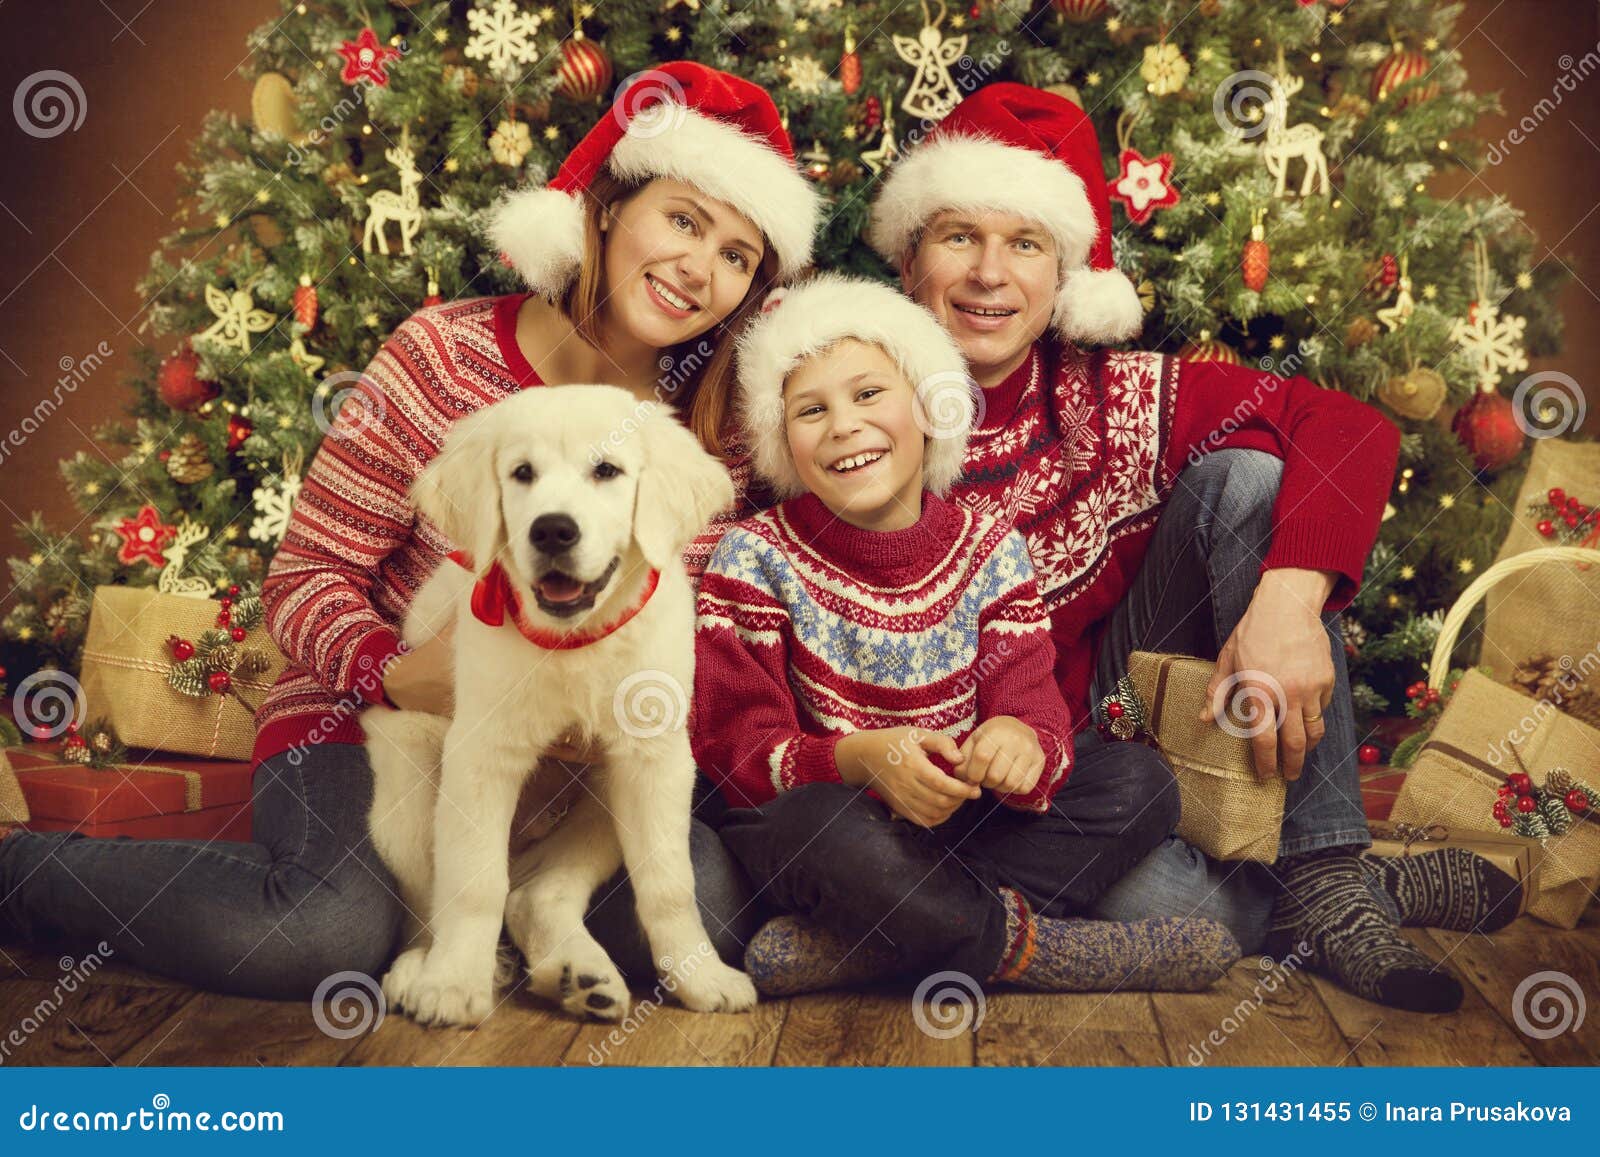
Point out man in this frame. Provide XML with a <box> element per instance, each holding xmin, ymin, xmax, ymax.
<box><xmin>867</xmin><ymin>82</ymin><xmax>1520</xmax><ymax>1012</ymax></box>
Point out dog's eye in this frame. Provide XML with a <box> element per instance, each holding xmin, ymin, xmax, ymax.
<box><xmin>593</xmin><ymin>461</ymin><xmax>622</xmax><ymax>481</ymax></box>
<box><xmin>511</xmin><ymin>463</ymin><xmax>535</xmax><ymax>483</ymax></box>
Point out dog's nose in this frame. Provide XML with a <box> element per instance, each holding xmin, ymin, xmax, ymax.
<box><xmin>529</xmin><ymin>513</ymin><xmax>581</xmax><ymax>555</ymax></box>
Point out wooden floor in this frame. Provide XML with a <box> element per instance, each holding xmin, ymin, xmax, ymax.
<box><xmin>2</xmin><ymin>914</ymin><xmax>1596</xmax><ymax>1066</ymax></box>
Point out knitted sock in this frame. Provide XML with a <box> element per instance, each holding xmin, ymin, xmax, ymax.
<box><xmin>742</xmin><ymin>915</ymin><xmax>900</xmax><ymax>997</ymax></box>
<box><xmin>1360</xmin><ymin>848</ymin><xmax>1522</xmax><ymax>934</ymax></box>
<box><xmin>1267</xmin><ymin>847</ymin><xmax>1463</xmax><ymax>1013</ymax></box>
<box><xmin>989</xmin><ymin>887</ymin><xmax>1239</xmax><ymax>993</ymax></box>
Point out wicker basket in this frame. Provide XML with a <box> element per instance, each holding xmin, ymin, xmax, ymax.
<box><xmin>1390</xmin><ymin>546</ymin><xmax>1600</xmax><ymax>928</ymax></box>
<box><xmin>1127</xmin><ymin>652</ymin><xmax>1285</xmax><ymax>863</ymax></box>
<box><xmin>0</xmin><ymin>749</ymin><xmax>28</xmax><ymax>824</ymax></box>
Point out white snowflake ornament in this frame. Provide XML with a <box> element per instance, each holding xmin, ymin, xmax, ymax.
<box><xmin>1451</xmin><ymin>300</ymin><xmax>1528</xmax><ymax>391</ymax></box>
<box><xmin>465</xmin><ymin>0</ymin><xmax>543</xmax><ymax>80</ymax></box>
<box><xmin>250</xmin><ymin>471</ymin><xmax>304</xmax><ymax>546</ymax></box>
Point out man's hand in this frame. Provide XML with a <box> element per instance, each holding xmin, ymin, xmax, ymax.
<box><xmin>956</xmin><ymin>716</ymin><xmax>1045</xmax><ymax>798</ymax></box>
<box><xmin>381</xmin><ymin>633</ymin><xmax>455</xmax><ymax>713</ymax></box>
<box><xmin>1200</xmin><ymin>568</ymin><xmax>1338</xmax><ymax>782</ymax></box>
<box><xmin>836</xmin><ymin>727</ymin><xmax>980</xmax><ymax>829</ymax></box>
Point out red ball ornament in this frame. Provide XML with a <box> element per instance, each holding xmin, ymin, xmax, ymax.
<box><xmin>230</xmin><ymin>626</ymin><xmax>248</xmax><ymax>643</ymax></box>
<box><xmin>171</xmin><ymin>638</ymin><xmax>195</xmax><ymax>661</ymax></box>
<box><xmin>1452</xmin><ymin>390</ymin><xmax>1526</xmax><ymax>473</ymax></box>
<box><xmin>1358</xmin><ymin>744</ymin><xmax>1381</xmax><ymax>765</ymax></box>
<box><xmin>227</xmin><ymin>414</ymin><xmax>253</xmax><ymax>453</ymax></box>
<box><xmin>556</xmin><ymin>36</ymin><xmax>613</xmax><ymax>102</ymax></box>
<box><xmin>1508</xmin><ymin>772</ymin><xmax>1533</xmax><ymax>795</ymax></box>
<box><xmin>207</xmin><ymin>671</ymin><xmax>232</xmax><ymax>695</ymax></box>
<box><xmin>157</xmin><ymin>345</ymin><xmax>220</xmax><ymax>412</ymax></box>
<box><xmin>1538</xmin><ymin>519</ymin><xmax>1556</xmax><ymax>537</ymax></box>
<box><xmin>1372</xmin><ymin>46</ymin><xmax>1438</xmax><ymax>106</ymax></box>
<box><xmin>1105</xmin><ymin>700</ymin><xmax>1125</xmax><ymax>719</ymax></box>
<box><xmin>1515</xmin><ymin>794</ymin><xmax>1537</xmax><ymax>813</ymax></box>
<box><xmin>1567</xmin><ymin>789</ymin><xmax>1590</xmax><ymax>812</ymax></box>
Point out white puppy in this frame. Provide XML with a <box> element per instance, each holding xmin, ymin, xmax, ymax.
<box><xmin>363</xmin><ymin>384</ymin><xmax>756</xmax><ymax>1027</ymax></box>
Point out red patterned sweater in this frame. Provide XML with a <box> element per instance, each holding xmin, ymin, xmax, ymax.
<box><xmin>252</xmin><ymin>293</ymin><xmax>762</xmax><ymax>765</ymax></box>
<box><xmin>691</xmin><ymin>491</ymin><xmax>1074</xmax><ymax>812</ymax></box>
<box><xmin>947</xmin><ymin>338</ymin><xmax>1401</xmax><ymax>732</ymax></box>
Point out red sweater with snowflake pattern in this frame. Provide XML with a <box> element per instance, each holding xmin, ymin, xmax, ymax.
<box><xmin>946</xmin><ymin>338</ymin><xmax>1401</xmax><ymax>732</ymax></box>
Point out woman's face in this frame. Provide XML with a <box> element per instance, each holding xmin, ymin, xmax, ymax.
<box><xmin>599</xmin><ymin>177</ymin><xmax>766</xmax><ymax>350</ymax></box>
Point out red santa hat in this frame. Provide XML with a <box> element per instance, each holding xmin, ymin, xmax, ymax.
<box><xmin>488</xmin><ymin>61</ymin><xmax>821</xmax><ymax>294</ymax></box>
<box><xmin>866</xmin><ymin>82</ymin><xmax>1144</xmax><ymax>345</ymax></box>
<box><xmin>736</xmin><ymin>273</ymin><xmax>976</xmax><ymax>499</ymax></box>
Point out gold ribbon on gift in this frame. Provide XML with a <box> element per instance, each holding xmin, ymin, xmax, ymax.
<box><xmin>1368</xmin><ymin>820</ymin><xmax>1449</xmax><ymax>849</ymax></box>
<box><xmin>24</xmin><ymin>750</ymin><xmax>204</xmax><ymax>813</ymax></box>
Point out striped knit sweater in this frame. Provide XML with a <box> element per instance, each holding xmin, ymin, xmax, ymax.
<box><xmin>947</xmin><ymin>337</ymin><xmax>1401</xmax><ymax>733</ymax></box>
<box><xmin>252</xmin><ymin>292</ymin><xmax>762</xmax><ymax>764</ymax></box>
<box><xmin>691</xmin><ymin>490</ymin><xmax>1074</xmax><ymax>813</ymax></box>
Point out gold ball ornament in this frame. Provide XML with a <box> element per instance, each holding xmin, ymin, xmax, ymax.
<box><xmin>250</xmin><ymin>72</ymin><xmax>302</xmax><ymax>141</ymax></box>
<box><xmin>1176</xmin><ymin>338</ymin><xmax>1243</xmax><ymax>365</ymax></box>
<box><xmin>557</xmin><ymin>36</ymin><xmax>613</xmax><ymax>102</ymax></box>
<box><xmin>1050</xmin><ymin>0</ymin><xmax>1107</xmax><ymax>22</ymax></box>
<box><xmin>1378</xmin><ymin>367</ymin><xmax>1447</xmax><ymax>421</ymax></box>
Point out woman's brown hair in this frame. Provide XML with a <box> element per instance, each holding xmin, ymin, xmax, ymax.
<box><xmin>560</xmin><ymin>168</ymin><xmax>785</xmax><ymax>459</ymax></box>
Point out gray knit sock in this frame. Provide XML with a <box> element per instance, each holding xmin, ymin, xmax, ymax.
<box><xmin>990</xmin><ymin>887</ymin><xmax>1238</xmax><ymax>992</ymax></box>
<box><xmin>742</xmin><ymin>915</ymin><xmax>900</xmax><ymax>997</ymax></box>
<box><xmin>1360</xmin><ymin>848</ymin><xmax>1522</xmax><ymax>934</ymax></box>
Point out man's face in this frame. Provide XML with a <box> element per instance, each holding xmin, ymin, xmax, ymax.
<box><xmin>900</xmin><ymin>208</ymin><xmax>1058</xmax><ymax>389</ymax></box>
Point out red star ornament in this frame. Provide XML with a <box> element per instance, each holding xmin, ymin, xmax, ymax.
<box><xmin>1108</xmin><ymin>148</ymin><xmax>1180</xmax><ymax>225</ymax></box>
<box><xmin>338</xmin><ymin>28</ymin><xmax>403</xmax><ymax>88</ymax></box>
<box><xmin>113</xmin><ymin>504</ymin><xmax>178</xmax><ymax>568</ymax></box>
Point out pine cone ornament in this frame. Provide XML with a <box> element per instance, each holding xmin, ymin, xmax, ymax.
<box><xmin>1345</xmin><ymin>317</ymin><xmax>1379</xmax><ymax>349</ymax></box>
<box><xmin>1545</xmin><ymin>766</ymin><xmax>1574</xmax><ymax>797</ymax></box>
<box><xmin>1509</xmin><ymin>655</ymin><xmax>1600</xmax><ymax>732</ymax></box>
<box><xmin>166</xmin><ymin>433</ymin><xmax>215</xmax><ymax>484</ymax></box>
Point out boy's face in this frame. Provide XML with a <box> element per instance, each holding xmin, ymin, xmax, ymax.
<box><xmin>900</xmin><ymin>207</ymin><xmax>1058</xmax><ymax>390</ymax></box>
<box><xmin>783</xmin><ymin>339</ymin><xmax>926</xmax><ymax>532</ymax></box>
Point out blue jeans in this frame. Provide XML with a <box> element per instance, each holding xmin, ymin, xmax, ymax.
<box><xmin>1085</xmin><ymin>449</ymin><xmax>1374</xmax><ymax>954</ymax></box>
<box><xmin>0</xmin><ymin>743</ymin><xmax>760</xmax><ymax>999</ymax></box>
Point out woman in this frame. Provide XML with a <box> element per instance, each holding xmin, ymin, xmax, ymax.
<box><xmin>0</xmin><ymin>62</ymin><xmax>821</xmax><ymax>1000</ymax></box>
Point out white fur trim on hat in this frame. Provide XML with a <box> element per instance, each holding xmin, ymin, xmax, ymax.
<box><xmin>736</xmin><ymin>273</ymin><xmax>976</xmax><ymax>499</ymax></box>
<box><xmin>609</xmin><ymin>106</ymin><xmax>820</xmax><ymax>279</ymax></box>
<box><xmin>866</xmin><ymin>135</ymin><xmax>1097</xmax><ymax>269</ymax></box>
<box><xmin>487</xmin><ymin>187</ymin><xmax>587</xmax><ymax>297</ymax></box>
<box><xmin>1053</xmin><ymin>266</ymin><xmax>1144</xmax><ymax>344</ymax></box>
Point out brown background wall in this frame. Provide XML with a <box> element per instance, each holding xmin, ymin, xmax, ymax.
<box><xmin>0</xmin><ymin>0</ymin><xmax>1597</xmax><ymax>603</ymax></box>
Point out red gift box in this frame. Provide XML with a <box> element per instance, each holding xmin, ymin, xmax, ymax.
<box><xmin>9</xmin><ymin>744</ymin><xmax>253</xmax><ymax>841</ymax></box>
<box><xmin>1360</xmin><ymin>764</ymin><xmax>1408</xmax><ymax>822</ymax></box>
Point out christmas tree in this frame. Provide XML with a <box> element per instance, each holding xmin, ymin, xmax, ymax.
<box><xmin>2</xmin><ymin>0</ymin><xmax>1571</xmax><ymax>724</ymax></box>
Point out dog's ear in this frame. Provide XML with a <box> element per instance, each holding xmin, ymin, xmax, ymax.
<box><xmin>634</xmin><ymin>408</ymin><xmax>736</xmax><ymax>571</ymax></box>
<box><xmin>411</xmin><ymin>406</ymin><xmax>508</xmax><ymax>572</ymax></box>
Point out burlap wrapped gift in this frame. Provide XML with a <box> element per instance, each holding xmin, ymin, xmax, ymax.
<box><xmin>1482</xmin><ymin>439</ymin><xmax>1600</xmax><ymax>682</ymax></box>
<box><xmin>1390</xmin><ymin>670</ymin><xmax>1600</xmax><ymax>929</ymax></box>
<box><xmin>0</xmin><ymin>749</ymin><xmax>29</xmax><ymax>824</ymax></box>
<box><xmin>1127</xmin><ymin>651</ymin><xmax>1285</xmax><ymax>863</ymax></box>
<box><xmin>78</xmin><ymin>586</ymin><xmax>286</xmax><ymax>761</ymax></box>
<box><xmin>1367</xmin><ymin>819</ymin><xmax>1540</xmax><ymax>919</ymax></box>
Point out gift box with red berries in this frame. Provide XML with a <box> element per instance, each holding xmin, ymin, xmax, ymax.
<box><xmin>6</xmin><ymin>741</ymin><xmax>252</xmax><ymax>841</ymax></box>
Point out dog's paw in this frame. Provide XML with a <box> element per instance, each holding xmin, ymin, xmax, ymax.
<box><xmin>556</xmin><ymin>962</ymin><xmax>629</xmax><ymax>1023</ymax></box>
<box><xmin>385</xmin><ymin>951</ymin><xmax>493</xmax><ymax>1028</ymax></box>
<box><xmin>672</xmin><ymin>958</ymin><xmax>758</xmax><ymax>1014</ymax></box>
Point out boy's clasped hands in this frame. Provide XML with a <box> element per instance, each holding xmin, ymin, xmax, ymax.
<box><xmin>834</xmin><ymin>718</ymin><xmax>1046</xmax><ymax>829</ymax></box>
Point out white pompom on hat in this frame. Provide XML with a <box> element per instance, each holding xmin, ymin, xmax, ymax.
<box><xmin>735</xmin><ymin>273</ymin><xmax>978</xmax><ymax>499</ymax></box>
<box><xmin>867</xmin><ymin>82</ymin><xmax>1144</xmax><ymax>346</ymax></box>
<box><xmin>487</xmin><ymin>61</ymin><xmax>822</xmax><ymax>294</ymax></box>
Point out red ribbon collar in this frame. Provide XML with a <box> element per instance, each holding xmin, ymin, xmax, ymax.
<box><xmin>447</xmin><ymin>550</ymin><xmax>659</xmax><ymax>650</ymax></box>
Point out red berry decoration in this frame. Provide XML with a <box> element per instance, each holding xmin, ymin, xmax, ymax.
<box><xmin>228</xmin><ymin>585</ymin><xmax>241</xmax><ymax>597</ymax></box>
<box><xmin>1358</xmin><ymin>744</ymin><xmax>1381</xmax><ymax>765</ymax></box>
<box><xmin>207</xmin><ymin>671</ymin><xmax>232</xmax><ymax>695</ymax></box>
<box><xmin>219</xmin><ymin>597</ymin><xmax>234</xmax><ymax>610</ymax></box>
<box><xmin>170</xmin><ymin>638</ymin><xmax>195</xmax><ymax>661</ymax></box>
<box><xmin>1548</xmin><ymin>488</ymin><xmax>1566</xmax><ymax>505</ymax></box>
<box><xmin>1508</xmin><ymin>771</ymin><xmax>1533</xmax><ymax>795</ymax></box>
<box><xmin>1567</xmin><ymin>789</ymin><xmax>1590</xmax><ymax>812</ymax></box>
<box><xmin>1493</xmin><ymin>800</ymin><xmax>1509</xmax><ymax>819</ymax></box>
<box><xmin>217</xmin><ymin>610</ymin><xmax>231</xmax><ymax>626</ymax></box>
<box><xmin>1497</xmin><ymin>783</ymin><xmax>1515</xmax><ymax>798</ymax></box>
<box><xmin>1537</xmin><ymin>519</ymin><xmax>1556</xmax><ymax>537</ymax></box>
<box><xmin>230</xmin><ymin>626</ymin><xmax>248</xmax><ymax>642</ymax></box>
<box><xmin>1564</xmin><ymin>513</ymin><xmax>1579</xmax><ymax>529</ymax></box>
<box><xmin>1516</xmin><ymin>794</ymin><xmax>1538</xmax><ymax>813</ymax></box>
<box><xmin>1105</xmin><ymin>700</ymin><xmax>1125</xmax><ymax>719</ymax></box>
<box><xmin>1497</xmin><ymin>813</ymin><xmax>1513</xmax><ymax>829</ymax></box>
